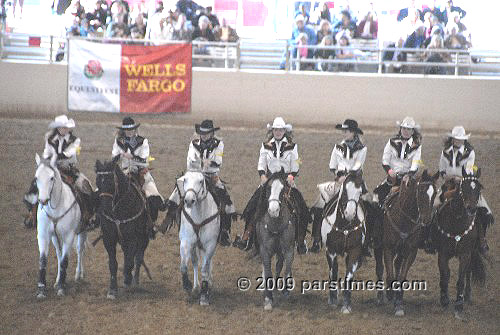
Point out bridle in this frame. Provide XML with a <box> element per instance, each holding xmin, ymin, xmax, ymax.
<box><xmin>458</xmin><ymin>176</ymin><xmax>480</xmax><ymax>217</ymax></box>
<box><xmin>184</xmin><ymin>176</ymin><xmax>208</xmax><ymax>203</ymax></box>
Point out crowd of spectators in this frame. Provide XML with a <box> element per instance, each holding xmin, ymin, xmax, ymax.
<box><xmin>63</xmin><ymin>0</ymin><xmax>238</xmax><ymax>43</ymax></box>
<box><xmin>285</xmin><ymin>0</ymin><xmax>471</xmax><ymax>74</ymax></box>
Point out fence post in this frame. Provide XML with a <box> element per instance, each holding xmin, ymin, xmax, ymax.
<box><xmin>49</xmin><ymin>35</ymin><xmax>54</xmax><ymax>64</ymax></box>
<box><xmin>285</xmin><ymin>40</ymin><xmax>290</xmax><ymax>71</ymax></box>
<box><xmin>235</xmin><ymin>40</ymin><xmax>240</xmax><ymax>70</ymax></box>
<box><xmin>224</xmin><ymin>44</ymin><xmax>228</xmax><ymax>69</ymax></box>
<box><xmin>454</xmin><ymin>52</ymin><xmax>459</xmax><ymax>76</ymax></box>
<box><xmin>378</xmin><ymin>48</ymin><xmax>383</xmax><ymax>74</ymax></box>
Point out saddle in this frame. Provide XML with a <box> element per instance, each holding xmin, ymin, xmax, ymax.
<box><xmin>323</xmin><ymin>192</ymin><xmax>341</xmax><ymax>217</ymax></box>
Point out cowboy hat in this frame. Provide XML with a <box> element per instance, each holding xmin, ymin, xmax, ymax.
<box><xmin>267</xmin><ymin>117</ymin><xmax>292</xmax><ymax>131</ymax></box>
<box><xmin>49</xmin><ymin>115</ymin><xmax>75</xmax><ymax>129</ymax></box>
<box><xmin>335</xmin><ymin>119</ymin><xmax>364</xmax><ymax>134</ymax></box>
<box><xmin>396</xmin><ymin>116</ymin><xmax>420</xmax><ymax>129</ymax></box>
<box><xmin>195</xmin><ymin>120</ymin><xmax>220</xmax><ymax>134</ymax></box>
<box><xmin>447</xmin><ymin>125</ymin><xmax>470</xmax><ymax>140</ymax></box>
<box><xmin>117</xmin><ymin>117</ymin><xmax>140</xmax><ymax>130</ymax></box>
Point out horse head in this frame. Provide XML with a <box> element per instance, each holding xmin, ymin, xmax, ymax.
<box><xmin>95</xmin><ymin>160</ymin><xmax>117</xmax><ymax>198</ymax></box>
<box><xmin>182</xmin><ymin>170</ymin><xmax>207</xmax><ymax>208</ymax></box>
<box><xmin>414</xmin><ymin>170</ymin><xmax>439</xmax><ymax>225</ymax></box>
<box><xmin>265</xmin><ymin>170</ymin><xmax>288</xmax><ymax>218</ymax></box>
<box><xmin>341</xmin><ymin>170</ymin><xmax>364</xmax><ymax>222</ymax></box>
<box><xmin>35</xmin><ymin>153</ymin><xmax>59</xmax><ymax>206</ymax></box>
<box><xmin>460</xmin><ymin>166</ymin><xmax>482</xmax><ymax>215</ymax></box>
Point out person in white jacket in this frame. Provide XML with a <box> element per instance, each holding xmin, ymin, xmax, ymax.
<box><xmin>23</xmin><ymin>115</ymin><xmax>94</xmax><ymax>229</ymax></box>
<box><xmin>309</xmin><ymin>119</ymin><xmax>368</xmax><ymax>253</ymax></box>
<box><xmin>161</xmin><ymin>120</ymin><xmax>235</xmax><ymax>246</ymax></box>
<box><xmin>112</xmin><ymin>117</ymin><xmax>165</xmax><ymax>234</ymax></box>
<box><xmin>373</xmin><ymin>116</ymin><xmax>422</xmax><ymax>206</ymax></box>
<box><xmin>234</xmin><ymin>117</ymin><xmax>311</xmax><ymax>254</ymax></box>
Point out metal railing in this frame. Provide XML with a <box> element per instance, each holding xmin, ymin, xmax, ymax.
<box><xmin>1</xmin><ymin>31</ymin><xmax>500</xmax><ymax>76</ymax></box>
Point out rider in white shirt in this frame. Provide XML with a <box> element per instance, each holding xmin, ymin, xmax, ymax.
<box><xmin>310</xmin><ymin>119</ymin><xmax>367</xmax><ymax>253</ymax></box>
<box><xmin>112</xmin><ymin>117</ymin><xmax>165</xmax><ymax>235</ymax></box>
<box><xmin>373</xmin><ymin>117</ymin><xmax>422</xmax><ymax>206</ymax></box>
<box><xmin>160</xmin><ymin>120</ymin><xmax>236</xmax><ymax>246</ymax></box>
<box><xmin>234</xmin><ymin>117</ymin><xmax>311</xmax><ymax>254</ymax></box>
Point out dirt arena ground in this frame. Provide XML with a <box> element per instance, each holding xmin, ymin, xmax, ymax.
<box><xmin>0</xmin><ymin>113</ymin><xmax>498</xmax><ymax>335</ymax></box>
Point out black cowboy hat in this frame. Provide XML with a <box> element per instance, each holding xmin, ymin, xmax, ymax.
<box><xmin>117</xmin><ymin>117</ymin><xmax>140</xmax><ymax>130</ymax></box>
<box><xmin>195</xmin><ymin>120</ymin><xmax>220</xmax><ymax>135</ymax></box>
<box><xmin>335</xmin><ymin>119</ymin><xmax>363</xmax><ymax>135</ymax></box>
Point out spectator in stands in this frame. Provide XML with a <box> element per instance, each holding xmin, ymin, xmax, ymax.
<box><xmin>79</xmin><ymin>18</ymin><xmax>92</xmax><ymax>36</ymax></box>
<box><xmin>107</xmin><ymin>0</ymin><xmax>128</xmax><ymax>26</ymax></box>
<box><xmin>332</xmin><ymin>0</ymin><xmax>357</xmax><ymax>26</ymax></box>
<box><xmin>450</xmin><ymin>11</ymin><xmax>467</xmax><ymax>33</ymax></box>
<box><xmin>442</xmin><ymin>0</ymin><xmax>466</xmax><ymax>25</ymax></box>
<box><xmin>214</xmin><ymin>17</ymin><xmax>238</xmax><ymax>42</ymax></box>
<box><xmin>382</xmin><ymin>37</ymin><xmax>405</xmax><ymax>73</ymax></box>
<box><xmin>333</xmin><ymin>10</ymin><xmax>357</xmax><ymax>39</ymax></box>
<box><xmin>295</xmin><ymin>3</ymin><xmax>310</xmax><ymax>26</ymax></box>
<box><xmin>318</xmin><ymin>2</ymin><xmax>331</xmax><ymax>25</ymax></box>
<box><xmin>128</xmin><ymin>10</ymin><xmax>146</xmax><ymax>39</ymax></box>
<box><xmin>314</xmin><ymin>35</ymin><xmax>336</xmax><ymax>72</ymax></box>
<box><xmin>279</xmin><ymin>14</ymin><xmax>316</xmax><ymax>70</ymax></box>
<box><xmin>205</xmin><ymin>6</ymin><xmax>219</xmax><ymax>29</ymax></box>
<box><xmin>401</xmin><ymin>25</ymin><xmax>426</xmax><ymax>61</ymax></box>
<box><xmin>400</xmin><ymin>7</ymin><xmax>423</xmax><ymax>38</ymax></box>
<box><xmin>423</xmin><ymin>24</ymin><xmax>444</xmax><ymax>48</ymax></box>
<box><xmin>86</xmin><ymin>0</ymin><xmax>107</xmax><ymax>31</ymax></box>
<box><xmin>356</xmin><ymin>11</ymin><xmax>378</xmax><ymax>39</ymax></box>
<box><xmin>296</xmin><ymin>33</ymin><xmax>313</xmax><ymax>71</ymax></box>
<box><xmin>425</xmin><ymin>15</ymin><xmax>444</xmax><ymax>40</ymax></box>
<box><xmin>335</xmin><ymin>34</ymin><xmax>354</xmax><ymax>72</ymax></box>
<box><xmin>424</xmin><ymin>35</ymin><xmax>451</xmax><ymax>74</ymax></box>
<box><xmin>316</xmin><ymin>19</ymin><xmax>333</xmax><ymax>46</ymax></box>
<box><xmin>397</xmin><ymin>0</ymin><xmax>422</xmax><ymax>22</ymax></box>
<box><xmin>70</xmin><ymin>0</ymin><xmax>85</xmax><ymax>20</ymax></box>
<box><xmin>421</xmin><ymin>0</ymin><xmax>443</xmax><ymax>22</ymax></box>
<box><xmin>192</xmin><ymin>15</ymin><xmax>215</xmax><ymax>41</ymax></box>
<box><xmin>176</xmin><ymin>0</ymin><xmax>201</xmax><ymax>22</ymax></box>
<box><xmin>171</xmin><ymin>12</ymin><xmax>192</xmax><ymax>41</ymax></box>
<box><xmin>444</xmin><ymin>23</ymin><xmax>470</xmax><ymax>49</ymax></box>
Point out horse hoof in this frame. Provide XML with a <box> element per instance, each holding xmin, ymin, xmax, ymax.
<box><xmin>282</xmin><ymin>290</ymin><xmax>290</xmax><ymax>298</ymax></box>
<box><xmin>36</xmin><ymin>290</ymin><xmax>46</xmax><ymax>299</ymax></box>
<box><xmin>328</xmin><ymin>297</ymin><xmax>338</xmax><ymax>307</ymax></box>
<box><xmin>341</xmin><ymin>306</ymin><xmax>352</xmax><ymax>314</ymax></box>
<box><xmin>75</xmin><ymin>273</ymin><xmax>84</xmax><ymax>282</ymax></box>
<box><xmin>440</xmin><ymin>296</ymin><xmax>450</xmax><ymax>308</ymax></box>
<box><xmin>200</xmin><ymin>295</ymin><xmax>210</xmax><ymax>306</ymax></box>
<box><xmin>57</xmin><ymin>288</ymin><xmax>65</xmax><ymax>297</ymax></box>
<box><xmin>395</xmin><ymin>307</ymin><xmax>404</xmax><ymax>317</ymax></box>
<box><xmin>264</xmin><ymin>297</ymin><xmax>273</xmax><ymax>311</ymax></box>
<box><xmin>376</xmin><ymin>292</ymin><xmax>385</xmax><ymax>305</ymax></box>
<box><xmin>107</xmin><ymin>289</ymin><xmax>117</xmax><ymax>300</ymax></box>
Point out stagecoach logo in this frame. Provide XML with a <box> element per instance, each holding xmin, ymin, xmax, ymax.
<box><xmin>84</xmin><ymin>60</ymin><xmax>104</xmax><ymax>80</ymax></box>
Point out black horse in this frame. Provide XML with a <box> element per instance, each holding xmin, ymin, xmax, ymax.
<box><xmin>95</xmin><ymin>160</ymin><xmax>150</xmax><ymax>299</ymax></box>
<box><xmin>432</xmin><ymin>167</ymin><xmax>486</xmax><ymax>319</ymax></box>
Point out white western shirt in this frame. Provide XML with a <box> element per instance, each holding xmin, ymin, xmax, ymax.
<box><xmin>258</xmin><ymin>137</ymin><xmax>299</xmax><ymax>175</ymax></box>
<box><xmin>382</xmin><ymin>136</ymin><xmax>422</xmax><ymax>174</ymax></box>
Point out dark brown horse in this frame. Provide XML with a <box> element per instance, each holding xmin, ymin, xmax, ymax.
<box><xmin>323</xmin><ymin>171</ymin><xmax>366</xmax><ymax>314</ymax></box>
<box><xmin>432</xmin><ymin>167</ymin><xmax>486</xmax><ymax>319</ymax></box>
<box><xmin>375</xmin><ymin>170</ymin><xmax>439</xmax><ymax>316</ymax></box>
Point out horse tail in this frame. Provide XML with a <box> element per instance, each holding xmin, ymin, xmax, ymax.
<box><xmin>470</xmin><ymin>246</ymin><xmax>486</xmax><ymax>287</ymax></box>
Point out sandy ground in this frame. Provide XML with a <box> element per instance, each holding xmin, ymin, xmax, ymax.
<box><xmin>0</xmin><ymin>114</ymin><xmax>498</xmax><ymax>335</ymax></box>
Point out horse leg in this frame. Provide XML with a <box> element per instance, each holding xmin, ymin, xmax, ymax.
<box><xmin>393</xmin><ymin>248</ymin><xmax>417</xmax><ymax>316</ymax></box>
<box><xmin>342</xmin><ymin>253</ymin><xmax>360</xmax><ymax>314</ymax></box>
<box><xmin>282</xmin><ymin>241</ymin><xmax>294</xmax><ymax>298</ymax></box>
<box><xmin>52</xmin><ymin>235</ymin><xmax>62</xmax><ymax>289</ymax></box>
<box><xmin>260</xmin><ymin>243</ymin><xmax>274</xmax><ymax>311</ymax></box>
<box><xmin>180</xmin><ymin>239</ymin><xmax>193</xmax><ymax>293</ymax></box>
<box><xmin>103</xmin><ymin>231</ymin><xmax>118</xmax><ymax>299</ymax></box>
<box><xmin>122</xmin><ymin>240</ymin><xmax>136</xmax><ymax>288</ymax></box>
<box><xmin>395</xmin><ymin>253</ymin><xmax>403</xmax><ymax>279</ymax></box>
<box><xmin>454</xmin><ymin>253</ymin><xmax>471</xmax><ymax>318</ymax></box>
<box><xmin>192</xmin><ymin>246</ymin><xmax>200</xmax><ymax>291</ymax></box>
<box><xmin>438</xmin><ymin>252</ymin><xmax>450</xmax><ymax>308</ymax></box>
<box><xmin>199</xmin><ymin>238</ymin><xmax>217</xmax><ymax>306</ymax></box>
<box><xmin>75</xmin><ymin>231</ymin><xmax>87</xmax><ymax>282</ymax></box>
<box><xmin>383</xmin><ymin>247</ymin><xmax>396</xmax><ymax>302</ymax></box>
<box><xmin>464</xmin><ymin>262</ymin><xmax>472</xmax><ymax>304</ymax></box>
<box><xmin>36</xmin><ymin>226</ymin><xmax>50</xmax><ymax>299</ymax></box>
<box><xmin>133</xmin><ymin>234</ymin><xmax>149</xmax><ymax>287</ymax></box>
<box><xmin>326</xmin><ymin>249</ymin><xmax>338</xmax><ymax>307</ymax></box>
<box><xmin>56</xmin><ymin>235</ymin><xmax>74</xmax><ymax>296</ymax></box>
<box><xmin>374</xmin><ymin>246</ymin><xmax>385</xmax><ymax>305</ymax></box>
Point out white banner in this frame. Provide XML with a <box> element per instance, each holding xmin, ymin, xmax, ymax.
<box><xmin>68</xmin><ymin>39</ymin><xmax>121</xmax><ymax>113</ymax></box>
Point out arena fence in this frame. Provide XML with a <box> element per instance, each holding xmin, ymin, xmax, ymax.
<box><xmin>1</xmin><ymin>31</ymin><xmax>500</xmax><ymax>77</ymax></box>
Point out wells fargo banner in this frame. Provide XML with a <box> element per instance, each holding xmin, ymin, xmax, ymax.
<box><xmin>68</xmin><ymin>39</ymin><xmax>192</xmax><ymax>113</ymax></box>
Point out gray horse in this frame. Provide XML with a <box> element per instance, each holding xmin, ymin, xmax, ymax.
<box><xmin>256</xmin><ymin>171</ymin><xmax>296</xmax><ymax>311</ymax></box>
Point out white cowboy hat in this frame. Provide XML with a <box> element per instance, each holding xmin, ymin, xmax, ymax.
<box><xmin>295</xmin><ymin>14</ymin><xmax>305</xmax><ymax>22</ymax></box>
<box><xmin>447</xmin><ymin>126</ymin><xmax>470</xmax><ymax>140</ymax></box>
<box><xmin>396</xmin><ymin>116</ymin><xmax>420</xmax><ymax>129</ymax></box>
<box><xmin>49</xmin><ymin>115</ymin><xmax>75</xmax><ymax>129</ymax></box>
<box><xmin>267</xmin><ymin>117</ymin><xmax>292</xmax><ymax>131</ymax></box>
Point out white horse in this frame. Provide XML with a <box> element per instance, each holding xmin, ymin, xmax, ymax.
<box><xmin>34</xmin><ymin>153</ymin><xmax>87</xmax><ymax>298</ymax></box>
<box><xmin>177</xmin><ymin>170</ymin><xmax>220</xmax><ymax>305</ymax></box>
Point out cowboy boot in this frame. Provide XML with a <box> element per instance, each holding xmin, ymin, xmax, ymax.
<box><xmin>157</xmin><ymin>200</ymin><xmax>178</xmax><ymax>234</ymax></box>
<box><xmin>310</xmin><ymin>207</ymin><xmax>323</xmax><ymax>253</ymax></box>
<box><xmin>218</xmin><ymin>213</ymin><xmax>232</xmax><ymax>247</ymax></box>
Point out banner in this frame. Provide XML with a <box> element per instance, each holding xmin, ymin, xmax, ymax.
<box><xmin>68</xmin><ymin>39</ymin><xmax>192</xmax><ymax>113</ymax></box>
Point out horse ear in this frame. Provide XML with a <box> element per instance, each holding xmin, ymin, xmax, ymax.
<box><xmin>95</xmin><ymin>160</ymin><xmax>103</xmax><ymax>172</ymax></box>
<box><xmin>49</xmin><ymin>154</ymin><xmax>57</xmax><ymax>168</ymax></box>
<box><xmin>476</xmin><ymin>167</ymin><xmax>481</xmax><ymax>179</ymax></box>
<box><xmin>35</xmin><ymin>153</ymin><xmax>41</xmax><ymax>166</ymax></box>
<box><xmin>461</xmin><ymin>165</ymin><xmax>467</xmax><ymax>178</ymax></box>
<box><xmin>432</xmin><ymin>171</ymin><xmax>440</xmax><ymax>182</ymax></box>
<box><xmin>422</xmin><ymin>169</ymin><xmax>429</xmax><ymax>178</ymax></box>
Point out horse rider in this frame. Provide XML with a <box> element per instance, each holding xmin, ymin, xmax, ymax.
<box><xmin>233</xmin><ymin>117</ymin><xmax>311</xmax><ymax>254</ymax></box>
<box><xmin>23</xmin><ymin>115</ymin><xmax>95</xmax><ymax>229</ymax></box>
<box><xmin>160</xmin><ymin>120</ymin><xmax>236</xmax><ymax>247</ymax></box>
<box><xmin>373</xmin><ymin>116</ymin><xmax>423</xmax><ymax>207</ymax></box>
<box><xmin>309</xmin><ymin>119</ymin><xmax>370</xmax><ymax>254</ymax></box>
<box><xmin>111</xmin><ymin>117</ymin><xmax>166</xmax><ymax>236</ymax></box>
<box><xmin>433</xmin><ymin>126</ymin><xmax>493</xmax><ymax>254</ymax></box>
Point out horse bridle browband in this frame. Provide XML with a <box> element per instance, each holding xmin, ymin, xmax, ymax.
<box><xmin>458</xmin><ymin>177</ymin><xmax>480</xmax><ymax>216</ymax></box>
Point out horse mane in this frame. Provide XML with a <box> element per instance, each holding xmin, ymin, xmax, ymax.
<box><xmin>255</xmin><ymin>171</ymin><xmax>288</xmax><ymax>220</ymax></box>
